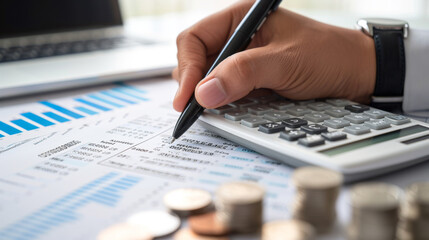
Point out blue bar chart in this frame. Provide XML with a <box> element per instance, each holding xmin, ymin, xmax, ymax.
<box><xmin>10</xmin><ymin>120</ymin><xmax>39</xmax><ymax>131</ymax></box>
<box><xmin>0</xmin><ymin>172</ymin><xmax>141</xmax><ymax>240</ymax></box>
<box><xmin>0</xmin><ymin>83</ymin><xmax>149</xmax><ymax>138</ymax></box>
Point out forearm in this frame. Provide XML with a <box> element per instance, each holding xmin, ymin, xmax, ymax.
<box><xmin>403</xmin><ymin>28</ymin><xmax>429</xmax><ymax>117</ymax></box>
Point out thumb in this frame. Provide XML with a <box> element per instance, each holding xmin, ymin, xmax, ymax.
<box><xmin>195</xmin><ymin>48</ymin><xmax>280</xmax><ymax>109</ymax></box>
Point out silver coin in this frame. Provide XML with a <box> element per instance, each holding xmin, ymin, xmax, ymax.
<box><xmin>163</xmin><ymin>188</ymin><xmax>212</xmax><ymax>213</ymax></box>
<box><xmin>291</xmin><ymin>167</ymin><xmax>342</xmax><ymax>233</ymax></box>
<box><xmin>348</xmin><ymin>182</ymin><xmax>402</xmax><ymax>240</ymax></box>
<box><xmin>215</xmin><ymin>181</ymin><xmax>265</xmax><ymax>233</ymax></box>
<box><xmin>127</xmin><ymin>210</ymin><xmax>181</xmax><ymax>238</ymax></box>
<box><xmin>97</xmin><ymin>223</ymin><xmax>152</xmax><ymax>240</ymax></box>
<box><xmin>407</xmin><ymin>182</ymin><xmax>429</xmax><ymax>207</ymax></box>
<box><xmin>351</xmin><ymin>182</ymin><xmax>402</xmax><ymax>209</ymax></box>
<box><xmin>262</xmin><ymin>220</ymin><xmax>315</xmax><ymax>240</ymax></box>
<box><xmin>398</xmin><ymin>182</ymin><xmax>429</xmax><ymax>240</ymax></box>
<box><xmin>216</xmin><ymin>181</ymin><xmax>265</xmax><ymax>204</ymax></box>
<box><xmin>292</xmin><ymin>166</ymin><xmax>343</xmax><ymax>190</ymax></box>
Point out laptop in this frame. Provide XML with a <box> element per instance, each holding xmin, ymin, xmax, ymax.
<box><xmin>0</xmin><ymin>0</ymin><xmax>176</xmax><ymax>99</ymax></box>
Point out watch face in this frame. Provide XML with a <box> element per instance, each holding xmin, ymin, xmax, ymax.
<box><xmin>357</xmin><ymin>18</ymin><xmax>409</xmax><ymax>38</ymax></box>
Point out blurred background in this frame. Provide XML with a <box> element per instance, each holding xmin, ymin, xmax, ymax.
<box><xmin>120</xmin><ymin>0</ymin><xmax>429</xmax><ymax>27</ymax></box>
<box><xmin>120</xmin><ymin>0</ymin><xmax>429</xmax><ymax>44</ymax></box>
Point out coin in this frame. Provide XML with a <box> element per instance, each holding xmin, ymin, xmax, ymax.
<box><xmin>127</xmin><ymin>210</ymin><xmax>181</xmax><ymax>238</ymax></box>
<box><xmin>351</xmin><ymin>182</ymin><xmax>401</xmax><ymax>209</ymax></box>
<box><xmin>216</xmin><ymin>181</ymin><xmax>264</xmax><ymax>205</ymax></box>
<box><xmin>216</xmin><ymin>181</ymin><xmax>265</xmax><ymax>233</ymax></box>
<box><xmin>262</xmin><ymin>220</ymin><xmax>315</xmax><ymax>240</ymax></box>
<box><xmin>348</xmin><ymin>182</ymin><xmax>402</xmax><ymax>240</ymax></box>
<box><xmin>291</xmin><ymin>167</ymin><xmax>343</xmax><ymax>233</ymax></box>
<box><xmin>97</xmin><ymin>223</ymin><xmax>152</xmax><ymax>240</ymax></box>
<box><xmin>407</xmin><ymin>182</ymin><xmax>429</xmax><ymax>217</ymax></box>
<box><xmin>189</xmin><ymin>211</ymin><xmax>229</xmax><ymax>236</ymax></box>
<box><xmin>292</xmin><ymin>166</ymin><xmax>343</xmax><ymax>190</ymax></box>
<box><xmin>163</xmin><ymin>188</ymin><xmax>212</xmax><ymax>215</ymax></box>
<box><xmin>397</xmin><ymin>182</ymin><xmax>429</xmax><ymax>240</ymax></box>
<box><xmin>173</xmin><ymin>228</ymin><xmax>229</xmax><ymax>240</ymax></box>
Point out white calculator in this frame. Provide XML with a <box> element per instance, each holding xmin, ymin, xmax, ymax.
<box><xmin>198</xmin><ymin>93</ymin><xmax>429</xmax><ymax>182</ymax></box>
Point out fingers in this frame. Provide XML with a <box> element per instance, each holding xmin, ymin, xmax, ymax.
<box><xmin>195</xmin><ymin>46</ymin><xmax>284</xmax><ymax>109</ymax></box>
<box><xmin>173</xmin><ymin>1</ymin><xmax>255</xmax><ymax>112</ymax></box>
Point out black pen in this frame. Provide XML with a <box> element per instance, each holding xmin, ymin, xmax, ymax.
<box><xmin>171</xmin><ymin>0</ymin><xmax>283</xmax><ymax>143</ymax></box>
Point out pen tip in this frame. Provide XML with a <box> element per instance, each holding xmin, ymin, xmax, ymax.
<box><xmin>170</xmin><ymin>137</ymin><xmax>176</xmax><ymax>144</ymax></box>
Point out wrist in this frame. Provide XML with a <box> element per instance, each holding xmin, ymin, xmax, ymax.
<box><xmin>335</xmin><ymin>28</ymin><xmax>376</xmax><ymax>104</ymax></box>
<box><xmin>356</xmin><ymin>31</ymin><xmax>376</xmax><ymax>104</ymax></box>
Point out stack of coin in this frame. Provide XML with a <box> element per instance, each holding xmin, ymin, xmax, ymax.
<box><xmin>397</xmin><ymin>182</ymin><xmax>429</xmax><ymax>240</ymax></box>
<box><xmin>215</xmin><ymin>181</ymin><xmax>265</xmax><ymax>233</ymax></box>
<box><xmin>163</xmin><ymin>188</ymin><xmax>213</xmax><ymax>217</ymax></box>
<box><xmin>291</xmin><ymin>167</ymin><xmax>343</xmax><ymax>233</ymax></box>
<box><xmin>261</xmin><ymin>220</ymin><xmax>315</xmax><ymax>240</ymax></box>
<box><xmin>348</xmin><ymin>182</ymin><xmax>402</xmax><ymax>240</ymax></box>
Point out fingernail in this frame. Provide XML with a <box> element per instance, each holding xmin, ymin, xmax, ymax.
<box><xmin>196</xmin><ymin>78</ymin><xmax>227</xmax><ymax>108</ymax></box>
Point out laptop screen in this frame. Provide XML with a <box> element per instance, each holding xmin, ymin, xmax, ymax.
<box><xmin>0</xmin><ymin>0</ymin><xmax>123</xmax><ymax>38</ymax></box>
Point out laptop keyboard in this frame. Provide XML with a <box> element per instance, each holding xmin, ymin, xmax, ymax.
<box><xmin>0</xmin><ymin>37</ymin><xmax>149</xmax><ymax>63</ymax></box>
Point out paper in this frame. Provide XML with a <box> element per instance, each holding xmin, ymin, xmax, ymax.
<box><xmin>0</xmin><ymin>78</ymin><xmax>428</xmax><ymax>240</ymax></box>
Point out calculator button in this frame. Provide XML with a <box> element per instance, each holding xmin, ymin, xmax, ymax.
<box><xmin>323</xmin><ymin>119</ymin><xmax>351</xmax><ymax>129</ymax></box>
<box><xmin>279</xmin><ymin>130</ymin><xmax>306</xmax><ymax>141</ymax></box>
<box><xmin>324</xmin><ymin>108</ymin><xmax>351</xmax><ymax>118</ymax></box>
<box><xmin>298</xmin><ymin>135</ymin><xmax>325</xmax><ymax>147</ymax></box>
<box><xmin>304</xmin><ymin>113</ymin><xmax>330</xmax><ymax>123</ymax></box>
<box><xmin>208</xmin><ymin>105</ymin><xmax>236</xmax><ymax>115</ymax></box>
<box><xmin>364</xmin><ymin>109</ymin><xmax>389</xmax><ymax>119</ymax></box>
<box><xmin>345</xmin><ymin>104</ymin><xmax>370</xmax><ymax>113</ymax></box>
<box><xmin>229</xmin><ymin>99</ymin><xmax>257</xmax><ymax>110</ymax></box>
<box><xmin>326</xmin><ymin>99</ymin><xmax>351</xmax><ymax>107</ymax></box>
<box><xmin>248</xmin><ymin>105</ymin><xmax>273</xmax><ymax>115</ymax></box>
<box><xmin>269</xmin><ymin>100</ymin><xmax>295</xmax><ymax>110</ymax></box>
<box><xmin>225</xmin><ymin>111</ymin><xmax>251</xmax><ymax>121</ymax></box>
<box><xmin>287</xmin><ymin>106</ymin><xmax>312</xmax><ymax>116</ymax></box>
<box><xmin>321</xmin><ymin>131</ymin><xmax>347</xmax><ymax>141</ymax></box>
<box><xmin>343</xmin><ymin>125</ymin><xmax>371</xmax><ymax>135</ymax></box>
<box><xmin>344</xmin><ymin>114</ymin><xmax>370</xmax><ymax>124</ymax></box>
<box><xmin>364</xmin><ymin>119</ymin><xmax>391</xmax><ymax>130</ymax></box>
<box><xmin>263</xmin><ymin>111</ymin><xmax>291</xmax><ymax>122</ymax></box>
<box><xmin>248</xmin><ymin>95</ymin><xmax>278</xmax><ymax>104</ymax></box>
<box><xmin>301</xmin><ymin>124</ymin><xmax>328</xmax><ymax>135</ymax></box>
<box><xmin>282</xmin><ymin>118</ymin><xmax>308</xmax><ymax>128</ymax></box>
<box><xmin>307</xmin><ymin>102</ymin><xmax>332</xmax><ymax>111</ymax></box>
<box><xmin>385</xmin><ymin>115</ymin><xmax>411</xmax><ymax>125</ymax></box>
<box><xmin>241</xmin><ymin>117</ymin><xmax>270</xmax><ymax>128</ymax></box>
<box><xmin>259</xmin><ymin>122</ymin><xmax>286</xmax><ymax>134</ymax></box>
<box><xmin>294</xmin><ymin>100</ymin><xmax>315</xmax><ymax>106</ymax></box>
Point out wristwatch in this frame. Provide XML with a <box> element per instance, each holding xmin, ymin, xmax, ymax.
<box><xmin>356</xmin><ymin>18</ymin><xmax>409</xmax><ymax>111</ymax></box>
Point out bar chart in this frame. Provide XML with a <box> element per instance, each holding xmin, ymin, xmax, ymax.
<box><xmin>0</xmin><ymin>172</ymin><xmax>141</xmax><ymax>240</ymax></box>
<box><xmin>0</xmin><ymin>83</ymin><xmax>149</xmax><ymax>138</ymax></box>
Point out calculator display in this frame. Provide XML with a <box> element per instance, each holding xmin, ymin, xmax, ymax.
<box><xmin>320</xmin><ymin>125</ymin><xmax>429</xmax><ymax>156</ymax></box>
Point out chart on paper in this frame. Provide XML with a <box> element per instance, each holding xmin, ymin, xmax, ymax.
<box><xmin>0</xmin><ymin>79</ymin><xmax>296</xmax><ymax>240</ymax></box>
<box><xmin>0</xmin><ymin>83</ymin><xmax>149</xmax><ymax>139</ymax></box>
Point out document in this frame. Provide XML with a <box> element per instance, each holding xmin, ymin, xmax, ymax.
<box><xmin>0</xmin><ymin>79</ymin><xmax>295</xmax><ymax>240</ymax></box>
<box><xmin>0</xmin><ymin>78</ymin><xmax>428</xmax><ymax>240</ymax></box>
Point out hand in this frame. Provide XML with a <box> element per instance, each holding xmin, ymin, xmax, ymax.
<box><xmin>172</xmin><ymin>0</ymin><xmax>376</xmax><ymax>112</ymax></box>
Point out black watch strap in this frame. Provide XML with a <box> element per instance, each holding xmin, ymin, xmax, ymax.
<box><xmin>373</xmin><ymin>28</ymin><xmax>406</xmax><ymax>97</ymax></box>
